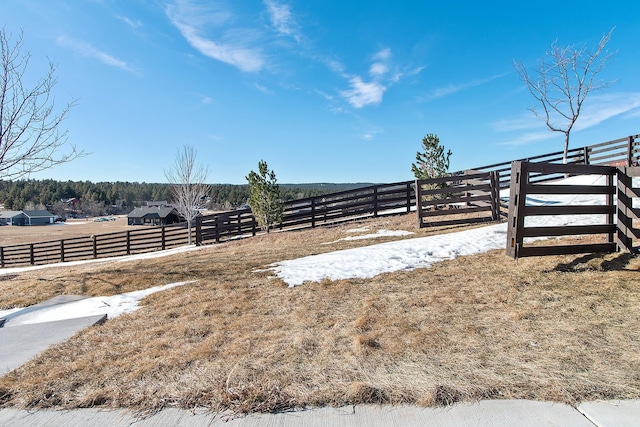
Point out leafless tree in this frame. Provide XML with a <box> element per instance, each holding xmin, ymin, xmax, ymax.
<box><xmin>0</xmin><ymin>28</ymin><xmax>82</xmax><ymax>180</ymax></box>
<box><xmin>164</xmin><ymin>146</ymin><xmax>211</xmax><ymax>244</ymax></box>
<box><xmin>514</xmin><ymin>28</ymin><xmax>616</xmax><ymax>163</ymax></box>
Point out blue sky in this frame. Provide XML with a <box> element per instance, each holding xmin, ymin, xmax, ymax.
<box><xmin>1</xmin><ymin>0</ymin><xmax>639</xmax><ymax>184</ymax></box>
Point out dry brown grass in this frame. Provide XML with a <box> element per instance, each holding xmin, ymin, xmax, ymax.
<box><xmin>0</xmin><ymin>216</ymin><xmax>138</xmax><ymax>246</ymax></box>
<box><xmin>1</xmin><ymin>214</ymin><xmax>639</xmax><ymax>414</ymax></box>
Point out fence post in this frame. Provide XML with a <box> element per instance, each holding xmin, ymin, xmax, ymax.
<box><xmin>506</xmin><ymin>161</ymin><xmax>527</xmax><ymax>258</ymax></box>
<box><xmin>126</xmin><ymin>230</ymin><xmax>131</xmax><ymax>255</ymax></box>
<box><xmin>60</xmin><ymin>240</ymin><xmax>65</xmax><ymax>263</ymax></box>
<box><xmin>490</xmin><ymin>171</ymin><xmax>499</xmax><ymax>220</ymax></box>
<box><xmin>583</xmin><ymin>146</ymin><xmax>590</xmax><ymax>165</ymax></box>
<box><xmin>415</xmin><ymin>179</ymin><xmax>422</xmax><ymax>228</ymax></box>
<box><xmin>195</xmin><ymin>216</ymin><xmax>202</xmax><ymax>245</ymax></box>
<box><xmin>406</xmin><ymin>182</ymin><xmax>412</xmax><ymax>213</ymax></box>
<box><xmin>215</xmin><ymin>215</ymin><xmax>220</xmax><ymax>243</ymax></box>
<box><xmin>0</xmin><ymin>247</ymin><xmax>3</xmax><ymax>268</ymax></box>
<box><xmin>373</xmin><ymin>186</ymin><xmax>379</xmax><ymax>217</ymax></box>
<box><xmin>92</xmin><ymin>235</ymin><xmax>97</xmax><ymax>259</ymax></box>
<box><xmin>606</xmin><ymin>172</ymin><xmax>615</xmax><ymax>244</ymax></box>
<box><xmin>252</xmin><ymin>215</ymin><xmax>256</xmax><ymax>237</ymax></box>
<box><xmin>628</xmin><ymin>136</ymin><xmax>634</xmax><ymax>167</ymax></box>
<box><xmin>616</xmin><ymin>167</ymin><xmax>633</xmax><ymax>252</ymax></box>
<box><xmin>161</xmin><ymin>225</ymin><xmax>166</xmax><ymax>250</ymax></box>
<box><xmin>311</xmin><ymin>198</ymin><xmax>316</xmax><ymax>228</ymax></box>
<box><xmin>30</xmin><ymin>243</ymin><xmax>35</xmax><ymax>265</ymax></box>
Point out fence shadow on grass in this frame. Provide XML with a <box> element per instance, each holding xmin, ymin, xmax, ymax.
<box><xmin>551</xmin><ymin>252</ymin><xmax>637</xmax><ymax>273</ymax></box>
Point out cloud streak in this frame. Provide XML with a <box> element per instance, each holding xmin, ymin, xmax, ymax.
<box><xmin>166</xmin><ymin>1</ymin><xmax>265</xmax><ymax>72</ymax></box>
<box><xmin>264</xmin><ymin>0</ymin><xmax>301</xmax><ymax>42</ymax></box>
<box><xmin>493</xmin><ymin>91</ymin><xmax>640</xmax><ymax>146</ymax></box>
<box><xmin>340</xmin><ymin>48</ymin><xmax>395</xmax><ymax>109</ymax></box>
<box><xmin>428</xmin><ymin>73</ymin><xmax>506</xmax><ymax>100</ymax></box>
<box><xmin>56</xmin><ymin>36</ymin><xmax>135</xmax><ymax>72</ymax></box>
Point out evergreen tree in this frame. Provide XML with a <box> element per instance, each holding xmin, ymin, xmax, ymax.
<box><xmin>411</xmin><ymin>133</ymin><xmax>452</xmax><ymax>180</ymax></box>
<box><xmin>246</xmin><ymin>160</ymin><xmax>284</xmax><ymax>233</ymax></box>
<box><xmin>412</xmin><ymin>134</ymin><xmax>452</xmax><ymax>201</ymax></box>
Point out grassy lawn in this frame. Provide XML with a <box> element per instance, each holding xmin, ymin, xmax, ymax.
<box><xmin>1</xmin><ymin>214</ymin><xmax>639</xmax><ymax>413</ymax></box>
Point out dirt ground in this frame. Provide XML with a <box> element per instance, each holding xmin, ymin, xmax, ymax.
<box><xmin>0</xmin><ymin>216</ymin><xmax>147</xmax><ymax>246</ymax></box>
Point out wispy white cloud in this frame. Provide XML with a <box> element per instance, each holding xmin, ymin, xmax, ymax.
<box><xmin>491</xmin><ymin>114</ymin><xmax>540</xmax><ymax>132</ymax></box>
<box><xmin>428</xmin><ymin>73</ymin><xmax>507</xmax><ymax>100</ymax></box>
<box><xmin>166</xmin><ymin>0</ymin><xmax>265</xmax><ymax>73</ymax></box>
<box><xmin>193</xmin><ymin>92</ymin><xmax>213</xmax><ymax>105</ymax></box>
<box><xmin>116</xmin><ymin>15</ymin><xmax>142</xmax><ymax>29</ymax></box>
<box><xmin>264</xmin><ymin>0</ymin><xmax>301</xmax><ymax>42</ymax></box>
<box><xmin>573</xmin><ymin>92</ymin><xmax>640</xmax><ymax>131</ymax></box>
<box><xmin>341</xmin><ymin>76</ymin><xmax>386</xmax><ymax>108</ymax></box>
<box><xmin>494</xmin><ymin>92</ymin><xmax>640</xmax><ymax>133</ymax></box>
<box><xmin>499</xmin><ymin>131</ymin><xmax>556</xmax><ymax>146</ymax></box>
<box><xmin>254</xmin><ymin>83</ymin><xmax>274</xmax><ymax>95</ymax></box>
<box><xmin>56</xmin><ymin>36</ymin><xmax>135</xmax><ymax>72</ymax></box>
<box><xmin>341</xmin><ymin>48</ymin><xmax>395</xmax><ymax>108</ymax></box>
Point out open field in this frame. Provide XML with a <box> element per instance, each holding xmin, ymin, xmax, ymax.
<box><xmin>0</xmin><ymin>213</ymin><xmax>639</xmax><ymax>414</ymax></box>
<box><xmin>0</xmin><ymin>216</ymin><xmax>145</xmax><ymax>247</ymax></box>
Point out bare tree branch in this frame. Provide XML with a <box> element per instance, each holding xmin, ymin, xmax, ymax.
<box><xmin>164</xmin><ymin>146</ymin><xmax>211</xmax><ymax>244</ymax></box>
<box><xmin>0</xmin><ymin>28</ymin><xmax>83</xmax><ymax>180</ymax></box>
<box><xmin>514</xmin><ymin>28</ymin><xmax>616</xmax><ymax>163</ymax></box>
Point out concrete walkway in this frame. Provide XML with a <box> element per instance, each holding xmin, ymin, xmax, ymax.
<box><xmin>0</xmin><ymin>295</ymin><xmax>106</xmax><ymax>375</ymax></box>
<box><xmin>0</xmin><ymin>400</ymin><xmax>638</xmax><ymax>426</ymax></box>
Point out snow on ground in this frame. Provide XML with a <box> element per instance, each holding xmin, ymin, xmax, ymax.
<box><xmin>323</xmin><ymin>229</ymin><xmax>414</xmax><ymax>244</ymax></box>
<box><xmin>271</xmin><ymin>174</ymin><xmax>629</xmax><ymax>287</ymax></box>
<box><xmin>1</xmin><ymin>174</ymin><xmax>637</xmax><ymax>321</ymax></box>
<box><xmin>0</xmin><ymin>281</ymin><xmax>194</xmax><ymax>325</ymax></box>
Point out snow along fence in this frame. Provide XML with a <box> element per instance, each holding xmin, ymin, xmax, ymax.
<box><xmin>506</xmin><ymin>161</ymin><xmax>639</xmax><ymax>258</ymax></box>
<box><xmin>415</xmin><ymin>170</ymin><xmax>501</xmax><ymax>228</ymax></box>
<box><xmin>472</xmin><ymin>134</ymin><xmax>640</xmax><ymax>189</ymax></box>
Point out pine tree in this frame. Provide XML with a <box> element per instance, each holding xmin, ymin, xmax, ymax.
<box><xmin>412</xmin><ymin>134</ymin><xmax>452</xmax><ymax>201</ymax></box>
<box><xmin>411</xmin><ymin>134</ymin><xmax>452</xmax><ymax>180</ymax></box>
<box><xmin>246</xmin><ymin>160</ymin><xmax>284</xmax><ymax>233</ymax></box>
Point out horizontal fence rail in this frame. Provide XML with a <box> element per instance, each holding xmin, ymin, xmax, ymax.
<box><xmin>416</xmin><ymin>170</ymin><xmax>501</xmax><ymax>228</ymax></box>
<box><xmin>2</xmin><ymin>133</ymin><xmax>638</xmax><ymax>267</ymax></box>
<box><xmin>471</xmin><ymin>134</ymin><xmax>640</xmax><ymax>189</ymax></box>
<box><xmin>506</xmin><ymin>161</ymin><xmax>639</xmax><ymax>258</ymax></box>
<box><xmin>0</xmin><ymin>222</ymin><xmax>191</xmax><ymax>268</ymax></box>
<box><xmin>196</xmin><ymin>181</ymin><xmax>416</xmax><ymax>245</ymax></box>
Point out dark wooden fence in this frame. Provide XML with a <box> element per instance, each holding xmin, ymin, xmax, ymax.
<box><xmin>195</xmin><ymin>181</ymin><xmax>416</xmax><ymax>245</ymax></box>
<box><xmin>617</xmin><ymin>166</ymin><xmax>640</xmax><ymax>254</ymax></box>
<box><xmin>472</xmin><ymin>134</ymin><xmax>640</xmax><ymax>189</ymax></box>
<box><xmin>506</xmin><ymin>161</ymin><xmax>639</xmax><ymax>258</ymax></box>
<box><xmin>2</xmin><ymin>133</ymin><xmax>638</xmax><ymax>267</ymax></box>
<box><xmin>0</xmin><ymin>222</ymin><xmax>192</xmax><ymax>268</ymax></box>
<box><xmin>416</xmin><ymin>170</ymin><xmax>500</xmax><ymax>228</ymax></box>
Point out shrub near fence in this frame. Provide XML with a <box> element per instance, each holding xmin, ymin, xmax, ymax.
<box><xmin>2</xmin><ymin>133</ymin><xmax>638</xmax><ymax>267</ymax></box>
<box><xmin>506</xmin><ymin>161</ymin><xmax>639</xmax><ymax>258</ymax></box>
<box><xmin>416</xmin><ymin>170</ymin><xmax>501</xmax><ymax>228</ymax></box>
<box><xmin>0</xmin><ymin>222</ymin><xmax>192</xmax><ymax>268</ymax></box>
<box><xmin>195</xmin><ymin>181</ymin><xmax>416</xmax><ymax>245</ymax></box>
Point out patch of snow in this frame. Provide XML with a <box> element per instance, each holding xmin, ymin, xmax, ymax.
<box><xmin>346</xmin><ymin>226</ymin><xmax>370</xmax><ymax>233</ymax></box>
<box><xmin>271</xmin><ymin>174</ymin><xmax>626</xmax><ymax>287</ymax></box>
<box><xmin>6</xmin><ymin>281</ymin><xmax>194</xmax><ymax>326</ymax></box>
<box><xmin>324</xmin><ymin>229</ymin><xmax>414</xmax><ymax>244</ymax></box>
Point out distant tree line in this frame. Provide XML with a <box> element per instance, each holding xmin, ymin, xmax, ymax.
<box><xmin>0</xmin><ymin>179</ymin><xmax>368</xmax><ymax>217</ymax></box>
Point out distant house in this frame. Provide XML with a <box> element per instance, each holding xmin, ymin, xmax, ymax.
<box><xmin>127</xmin><ymin>206</ymin><xmax>183</xmax><ymax>226</ymax></box>
<box><xmin>0</xmin><ymin>210</ymin><xmax>56</xmax><ymax>226</ymax></box>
